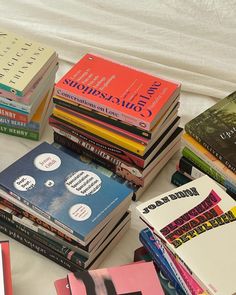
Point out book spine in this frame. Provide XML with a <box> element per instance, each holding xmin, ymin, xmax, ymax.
<box><xmin>0</xmin><ymin>219</ymin><xmax>82</xmax><ymax>273</ymax></box>
<box><xmin>0</xmin><ymin>195</ymin><xmax>85</xmax><ymax>249</ymax></box>
<box><xmin>49</xmin><ymin>114</ymin><xmax>146</xmax><ymax>167</ymax></box>
<box><xmin>139</xmin><ymin>230</ymin><xmax>185</xmax><ymax>295</ymax></box>
<box><xmin>53</xmin><ymin>106</ymin><xmax>146</xmax><ymax>156</ymax></box>
<box><xmin>55</xmin><ymin>87</ymin><xmax>152</xmax><ymax>130</ymax></box>
<box><xmin>53</xmin><ymin>96</ymin><xmax>152</xmax><ymax>139</ymax></box>
<box><xmin>171</xmin><ymin>171</ymin><xmax>192</xmax><ymax>187</ymax></box>
<box><xmin>0</xmin><ymin>116</ymin><xmax>39</xmax><ymax>130</ymax></box>
<box><xmin>53</xmin><ymin>129</ymin><xmax>144</xmax><ymax>187</ymax></box>
<box><xmin>0</xmin><ymin>208</ymin><xmax>87</xmax><ymax>268</ymax></box>
<box><xmin>0</xmin><ymin>97</ymin><xmax>30</xmax><ymax>113</ymax></box>
<box><xmin>182</xmin><ymin>147</ymin><xmax>236</xmax><ymax>194</ymax></box>
<box><xmin>0</xmin><ymin>125</ymin><xmax>39</xmax><ymax>140</ymax></box>
<box><xmin>0</xmin><ymin>185</ymin><xmax>83</xmax><ymax>242</ymax></box>
<box><xmin>185</xmin><ymin>125</ymin><xmax>236</xmax><ymax>173</ymax></box>
<box><xmin>0</xmin><ymin>105</ymin><xmax>28</xmax><ymax>122</ymax></box>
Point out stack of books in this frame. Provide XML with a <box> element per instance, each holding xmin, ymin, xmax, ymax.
<box><xmin>0</xmin><ymin>28</ymin><xmax>58</xmax><ymax>140</ymax></box>
<box><xmin>49</xmin><ymin>53</ymin><xmax>183</xmax><ymax>200</ymax></box>
<box><xmin>0</xmin><ymin>241</ymin><xmax>13</xmax><ymax>295</ymax></box>
<box><xmin>54</xmin><ymin>261</ymin><xmax>164</xmax><ymax>294</ymax></box>
<box><xmin>171</xmin><ymin>91</ymin><xmax>236</xmax><ymax>200</ymax></box>
<box><xmin>0</xmin><ymin>142</ymin><xmax>133</xmax><ymax>272</ymax></box>
<box><xmin>136</xmin><ymin>175</ymin><xmax>236</xmax><ymax>295</ymax></box>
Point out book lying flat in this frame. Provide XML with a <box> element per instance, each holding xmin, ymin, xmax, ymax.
<box><xmin>0</xmin><ymin>142</ymin><xmax>132</xmax><ymax>244</ymax></box>
<box><xmin>136</xmin><ymin>175</ymin><xmax>236</xmax><ymax>295</ymax></box>
<box><xmin>67</xmin><ymin>261</ymin><xmax>164</xmax><ymax>295</ymax></box>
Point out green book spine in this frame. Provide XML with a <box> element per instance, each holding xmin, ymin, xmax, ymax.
<box><xmin>182</xmin><ymin>146</ymin><xmax>226</xmax><ymax>186</ymax></box>
<box><xmin>0</xmin><ymin>125</ymin><xmax>39</xmax><ymax>140</ymax></box>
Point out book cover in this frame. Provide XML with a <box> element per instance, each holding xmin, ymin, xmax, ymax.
<box><xmin>185</xmin><ymin>91</ymin><xmax>236</xmax><ymax>173</ymax></box>
<box><xmin>54</xmin><ymin>278</ymin><xmax>70</xmax><ymax>295</ymax></box>
<box><xmin>54</xmin><ymin>53</ymin><xmax>181</xmax><ymax>131</ymax></box>
<box><xmin>0</xmin><ymin>28</ymin><xmax>57</xmax><ymax>96</ymax></box>
<box><xmin>137</xmin><ymin>175</ymin><xmax>236</xmax><ymax>295</ymax></box>
<box><xmin>0</xmin><ymin>241</ymin><xmax>13</xmax><ymax>295</ymax></box>
<box><xmin>0</xmin><ymin>142</ymin><xmax>132</xmax><ymax>242</ymax></box>
<box><xmin>67</xmin><ymin>261</ymin><xmax>164</xmax><ymax>295</ymax></box>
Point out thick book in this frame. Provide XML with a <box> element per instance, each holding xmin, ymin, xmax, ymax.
<box><xmin>185</xmin><ymin>91</ymin><xmax>236</xmax><ymax>173</ymax></box>
<box><xmin>54</xmin><ymin>53</ymin><xmax>181</xmax><ymax>131</ymax></box>
<box><xmin>136</xmin><ymin>175</ymin><xmax>236</xmax><ymax>295</ymax></box>
<box><xmin>0</xmin><ymin>241</ymin><xmax>13</xmax><ymax>295</ymax></box>
<box><xmin>0</xmin><ymin>142</ymin><xmax>132</xmax><ymax>243</ymax></box>
<box><xmin>0</xmin><ymin>28</ymin><xmax>57</xmax><ymax>96</ymax></box>
<box><xmin>67</xmin><ymin>261</ymin><xmax>164</xmax><ymax>295</ymax></box>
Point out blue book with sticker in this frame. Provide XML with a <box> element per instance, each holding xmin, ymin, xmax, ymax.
<box><xmin>0</xmin><ymin>142</ymin><xmax>132</xmax><ymax>244</ymax></box>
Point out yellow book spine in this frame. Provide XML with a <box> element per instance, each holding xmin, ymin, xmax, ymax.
<box><xmin>53</xmin><ymin>107</ymin><xmax>146</xmax><ymax>156</ymax></box>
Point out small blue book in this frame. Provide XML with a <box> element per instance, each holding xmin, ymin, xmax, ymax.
<box><xmin>0</xmin><ymin>142</ymin><xmax>132</xmax><ymax>244</ymax></box>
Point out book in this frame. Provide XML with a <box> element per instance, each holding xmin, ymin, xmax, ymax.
<box><xmin>54</xmin><ymin>53</ymin><xmax>181</xmax><ymax>131</ymax></box>
<box><xmin>0</xmin><ymin>85</ymin><xmax>54</xmax><ymax>140</ymax></box>
<box><xmin>67</xmin><ymin>261</ymin><xmax>165</xmax><ymax>295</ymax></box>
<box><xmin>49</xmin><ymin>113</ymin><xmax>181</xmax><ymax>169</ymax></box>
<box><xmin>0</xmin><ymin>142</ymin><xmax>132</xmax><ymax>244</ymax></box>
<box><xmin>54</xmin><ymin>278</ymin><xmax>70</xmax><ymax>295</ymax></box>
<box><xmin>53</xmin><ymin>94</ymin><xmax>180</xmax><ymax>140</ymax></box>
<box><xmin>185</xmin><ymin>91</ymin><xmax>236</xmax><ymax>173</ymax></box>
<box><xmin>136</xmin><ymin>175</ymin><xmax>236</xmax><ymax>295</ymax></box>
<box><xmin>182</xmin><ymin>133</ymin><xmax>236</xmax><ymax>192</ymax></box>
<box><xmin>0</xmin><ymin>241</ymin><xmax>12</xmax><ymax>295</ymax></box>
<box><xmin>0</xmin><ymin>28</ymin><xmax>57</xmax><ymax>96</ymax></box>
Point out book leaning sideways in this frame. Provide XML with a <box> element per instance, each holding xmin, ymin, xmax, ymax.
<box><xmin>0</xmin><ymin>28</ymin><xmax>57</xmax><ymax>96</ymax></box>
<box><xmin>54</xmin><ymin>53</ymin><xmax>181</xmax><ymax>131</ymax></box>
<box><xmin>0</xmin><ymin>142</ymin><xmax>133</xmax><ymax>244</ymax></box>
<box><xmin>136</xmin><ymin>175</ymin><xmax>236</xmax><ymax>295</ymax></box>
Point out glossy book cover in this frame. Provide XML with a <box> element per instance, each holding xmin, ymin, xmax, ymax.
<box><xmin>0</xmin><ymin>142</ymin><xmax>132</xmax><ymax>241</ymax></box>
<box><xmin>54</xmin><ymin>53</ymin><xmax>180</xmax><ymax>131</ymax></box>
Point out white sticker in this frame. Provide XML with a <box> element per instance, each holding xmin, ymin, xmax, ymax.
<box><xmin>14</xmin><ymin>175</ymin><xmax>36</xmax><ymax>191</ymax></box>
<box><xmin>65</xmin><ymin>171</ymin><xmax>101</xmax><ymax>196</ymax></box>
<box><xmin>34</xmin><ymin>153</ymin><xmax>61</xmax><ymax>171</ymax></box>
<box><xmin>69</xmin><ymin>204</ymin><xmax>92</xmax><ymax>221</ymax></box>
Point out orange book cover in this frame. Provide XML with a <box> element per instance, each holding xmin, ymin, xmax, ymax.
<box><xmin>54</xmin><ymin>53</ymin><xmax>181</xmax><ymax>131</ymax></box>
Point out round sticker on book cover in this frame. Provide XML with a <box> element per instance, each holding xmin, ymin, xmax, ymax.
<box><xmin>14</xmin><ymin>175</ymin><xmax>36</xmax><ymax>191</ymax></box>
<box><xmin>69</xmin><ymin>204</ymin><xmax>92</xmax><ymax>221</ymax></box>
<box><xmin>34</xmin><ymin>153</ymin><xmax>61</xmax><ymax>171</ymax></box>
<box><xmin>65</xmin><ymin>170</ymin><xmax>101</xmax><ymax>196</ymax></box>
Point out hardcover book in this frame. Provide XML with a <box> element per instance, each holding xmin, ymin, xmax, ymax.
<box><xmin>67</xmin><ymin>261</ymin><xmax>164</xmax><ymax>295</ymax></box>
<box><xmin>0</xmin><ymin>142</ymin><xmax>132</xmax><ymax>243</ymax></box>
<box><xmin>185</xmin><ymin>91</ymin><xmax>236</xmax><ymax>173</ymax></box>
<box><xmin>136</xmin><ymin>175</ymin><xmax>236</xmax><ymax>295</ymax></box>
<box><xmin>54</xmin><ymin>53</ymin><xmax>181</xmax><ymax>131</ymax></box>
<box><xmin>0</xmin><ymin>28</ymin><xmax>57</xmax><ymax>96</ymax></box>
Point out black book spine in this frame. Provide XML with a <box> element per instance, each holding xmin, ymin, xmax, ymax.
<box><xmin>178</xmin><ymin>157</ymin><xmax>193</xmax><ymax>175</ymax></box>
<box><xmin>0</xmin><ymin>209</ymin><xmax>87</xmax><ymax>268</ymax></box>
<box><xmin>0</xmin><ymin>218</ymin><xmax>82</xmax><ymax>272</ymax></box>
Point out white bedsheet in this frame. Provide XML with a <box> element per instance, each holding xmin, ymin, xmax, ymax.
<box><xmin>0</xmin><ymin>1</ymin><xmax>235</xmax><ymax>294</ymax></box>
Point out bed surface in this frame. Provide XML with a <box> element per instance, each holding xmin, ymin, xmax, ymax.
<box><xmin>0</xmin><ymin>1</ymin><xmax>235</xmax><ymax>294</ymax></box>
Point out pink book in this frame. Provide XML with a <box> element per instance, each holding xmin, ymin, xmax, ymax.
<box><xmin>67</xmin><ymin>261</ymin><xmax>164</xmax><ymax>295</ymax></box>
<box><xmin>54</xmin><ymin>277</ymin><xmax>70</xmax><ymax>295</ymax></box>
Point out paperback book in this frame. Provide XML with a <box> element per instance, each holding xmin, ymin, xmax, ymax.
<box><xmin>185</xmin><ymin>91</ymin><xmax>236</xmax><ymax>173</ymax></box>
<box><xmin>136</xmin><ymin>175</ymin><xmax>236</xmax><ymax>295</ymax></box>
<box><xmin>54</xmin><ymin>53</ymin><xmax>181</xmax><ymax>131</ymax></box>
<box><xmin>0</xmin><ymin>142</ymin><xmax>132</xmax><ymax>243</ymax></box>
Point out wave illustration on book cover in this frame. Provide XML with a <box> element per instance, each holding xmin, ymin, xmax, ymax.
<box><xmin>185</xmin><ymin>91</ymin><xmax>236</xmax><ymax>173</ymax></box>
<box><xmin>0</xmin><ymin>142</ymin><xmax>132</xmax><ymax>241</ymax></box>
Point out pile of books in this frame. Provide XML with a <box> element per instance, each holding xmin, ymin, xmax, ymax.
<box><xmin>0</xmin><ymin>240</ymin><xmax>13</xmax><ymax>295</ymax></box>
<box><xmin>171</xmin><ymin>91</ymin><xmax>236</xmax><ymax>200</ymax></box>
<box><xmin>0</xmin><ymin>142</ymin><xmax>133</xmax><ymax>272</ymax></box>
<box><xmin>54</xmin><ymin>261</ymin><xmax>164</xmax><ymax>294</ymax></box>
<box><xmin>49</xmin><ymin>53</ymin><xmax>183</xmax><ymax>201</ymax></box>
<box><xmin>0</xmin><ymin>28</ymin><xmax>58</xmax><ymax>140</ymax></box>
<box><xmin>136</xmin><ymin>175</ymin><xmax>236</xmax><ymax>295</ymax></box>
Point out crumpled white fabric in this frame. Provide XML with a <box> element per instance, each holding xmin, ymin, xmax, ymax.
<box><xmin>0</xmin><ymin>0</ymin><xmax>235</xmax><ymax>99</ymax></box>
